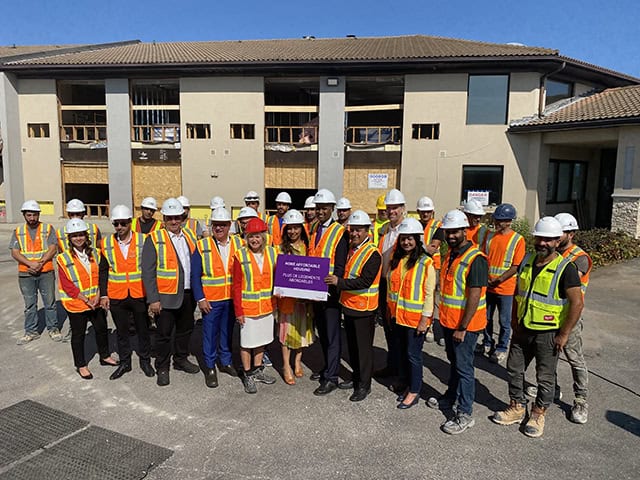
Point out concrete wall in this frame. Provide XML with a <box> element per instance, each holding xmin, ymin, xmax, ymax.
<box><xmin>180</xmin><ymin>77</ymin><xmax>264</xmax><ymax>212</ymax></box>
<box><xmin>611</xmin><ymin>126</ymin><xmax>640</xmax><ymax>237</ymax></box>
<box><xmin>17</xmin><ymin>79</ymin><xmax>63</xmax><ymax>217</ymax></box>
<box><xmin>0</xmin><ymin>72</ymin><xmax>24</xmax><ymax>221</ymax></box>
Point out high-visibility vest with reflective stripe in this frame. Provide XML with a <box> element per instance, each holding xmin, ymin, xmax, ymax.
<box><xmin>483</xmin><ymin>230</ymin><xmax>523</xmax><ymax>281</ymax></box>
<box><xmin>149</xmin><ymin>229</ymin><xmax>195</xmax><ymax>295</ymax></box>
<box><xmin>562</xmin><ymin>244</ymin><xmax>592</xmax><ymax>296</ymax></box>
<box><xmin>182</xmin><ymin>224</ymin><xmax>198</xmax><ymax>245</ymax></box>
<box><xmin>132</xmin><ymin>217</ymin><xmax>162</xmax><ymax>233</ymax></box>
<box><xmin>309</xmin><ymin>222</ymin><xmax>345</xmax><ymax>275</ymax></box>
<box><xmin>373</xmin><ymin>219</ymin><xmax>389</xmax><ymax>245</ymax></box>
<box><xmin>235</xmin><ymin>245</ymin><xmax>277</xmax><ymax>316</ymax></box>
<box><xmin>56</xmin><ymin>222</ymin><xmax>100</xmax><ymax>252</ymax></box>
<box><xmin>15</xmin><ymin>223</ymin><xmax>54</xmax><ymax>273</ymax></box>
<box><xmin>515</xmin><ymin>253</ymin><xmax>572</xmax><ymax>331</ymax></box>
<box><xmin>57</xmin><ymin>250</ymin><xmax>99</xmax><ymax>313</ymax></box>
<box><xmin>304</xmin><ymin>220</ymin><xmax>318</xmax><ymax>238</ymax></box>
<box><xmin>440</xmin><ymin>246</ymin><xmax>487</xmax><ymax>331</ymax></box>
<box><xmin>101</xmin><ymin>233</ymin><xmax>145</xmax><ymax>299</ymax></box>
<box><xmin>266</xmin><ymin>215</ymin><xmax>284</xmax><ymax>247</ymax></box>
<box><xmin>466</xmin><ymin>224</ymin><xmax>489</xmax><ymax>247</ymax></box>
<box><xmin>339</xmin><ymin>241</ymin><xmax>381</xmax><ymax>312</ymax></box>
<box><xmin>197</xmin><ymin>235</ymin><xmax>242</xmax><ymax>301</ymax></box>
<box><xmin>423</xmin><ymin>219</ymin><xmax>442</xmax><ymax>270</ymax></box>
<box><xmin>388</xmin><ymin>254</ymin><xmax>432</xmax><ymax>328</ymax></box>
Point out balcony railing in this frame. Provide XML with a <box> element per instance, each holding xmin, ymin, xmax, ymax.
<box><xmin>265</xmin><ymin>126</ymin><xmax>318</xmax><ymax>145</ymax></box>
<box><xmin>345</xmin><ymin>126</ymin><xmax>401</xmax><ymax>145</ymax></box>
<box><xmin>132</xmin><ymin>124</ymin><xmax>180</xmax><ymax>143</ymax></box>
<box><xmin>60</xmin><ymin>125</ymin><xmax>107</xmax><ymax>143</ymax></box>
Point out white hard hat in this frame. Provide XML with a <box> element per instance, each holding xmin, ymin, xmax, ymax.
<box><xmin>65</xmin><ymin>218</ymin><xmax>89</xmax><ymax>235</ymax></box>
<box><xmin>210</xmin><ymin>207</ymin><xmax>232</xmax><ymax>222</ymax></box>
<box><xmin>176</xmin><ymin>195</ymin><xmax>190</xmax><ymax>208</ymax></box>
<box><xmin>110</xmin><ymin>204</ymin><xmax>133</xmax><ymax>221</ymax></box>
<box><xmin>398</xmin><ymin>217</ymin><xmax>424</xmax><ymax>235</ymax></box>
<box><xmin>347</xmin><ymin>210</ymin><xmax>371</xmax><ymax>226</ymax></box>
<box><xmin>384</xmin><ymin>189</ymin><xmax>406</xmax><ymax>206</ymax></box>
<box><xmin>275</xmin><ymin>192</ymin><xmax>292</xmax><ymax>204</ymax></box>
<box><xmin>313</xmin><ymin>188</ymin><xmax>336</xmax><ymax>204</ymax></box>
<box><xmin>441</xmin><ymin>210</ymin><xmax>470</xmax><ymax>229</ymax></box>
<box><xmin>336</xmin><ymin>197</ymin><xmax>352</xmax><ymax>210</ymax></box>
<box><xmin>244</xmin><ymin>190</ymin><xmax>260</xmax><ymax>202</ymax></box>
<box><xmin>237</xmin><ymin>206</ymin><xmax>258</xmax><ymax>219</ymax></box>
<box><xmin>554</xmin><ymin>213</ymin><xmax>579</xmax><ymax>231</ymax></box>
<box><xmin>532</xmin><ymin>217</ymin><xmax>563</xmax><ymax>238</ymax></box>
<box><xmin>304</xmin><ymin>196</ymin><xmax>316</xmax><ymax>209</ymax></box>
<box><xmin>160</xmin><ymin>198</ymin><xmax>185</xmax><ymax>216</ymax></box>
<box><xmin>463</xmin><ymin>199</ymin><xmax>485</xmax><ymax>216</ymax></box>
<box><xmin>209</xmin><ymin>196</ymin><xmax>225</xmax><ymax>209</ymax></box>
<box><xmin>283</xmin><ymin>209</ymin><xmax>304</xmax><ymax>225</ymax></box>
<box><xmin>140</xmin><ymin>197</ymin><xmax>157</xmax><ymax>210</ymax></box>
<box><xmin>416</xmin><ymin>196</ymin><xmax>435</xmax><ymax>211</ymax></box>
<box><xmin>66</xmin><ymin>198</ymin><xmax>86</xmax><ymax>213</ymax></box>
<box><xmin>20</xmin><ymin>200</ymin><xmax>41</xmax><ymax>212</ymax></box>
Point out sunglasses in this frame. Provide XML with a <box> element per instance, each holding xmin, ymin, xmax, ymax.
<box><xmin>112</xmin><ymin>221</ymin><xmax>131</xmax><ymax>227</ymax></box>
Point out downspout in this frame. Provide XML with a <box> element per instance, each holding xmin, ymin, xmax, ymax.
<box><xmin>538</xmin><ymin>61</ymin><xmax>566</xmax><ymax>117</ymax></box>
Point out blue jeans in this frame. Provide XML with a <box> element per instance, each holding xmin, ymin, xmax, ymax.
<box><xmin>443</xmin><ymin>327</ymin><xmax>479</xmax><ymax>415</ymax></box>
<box><xmin>398</xmin><ymin>324</ymin><xmax>426</xmax><ymax>394</ymax></box>
<box><xmin>19</xmin><ymin>271</ymin><xmax>57</xmax><ymax>334</ymax></box>
<box><xmin>483</xmin><ymin>292</ymin><xmax>513</xmax><ymax>352</ymax></box>
<box><xmin>202</xmin><ymin>299</ymin><xmax>234</xmax><ymax>369</ymax></box>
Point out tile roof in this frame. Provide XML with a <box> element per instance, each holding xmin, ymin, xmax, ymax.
<box><xmin>3</xmin><ymin>35</ymin><xmax>557</xmax><ymax>66</ymax></box>
<box><xmin>510</xmin><ymin>85</ymin><xmax>640</xmax><ymax>130</ymax></box>
<box><xmin>0</xmin><ymin>45</ymin><xmax>80</xmax><ymax>59</ymax></box>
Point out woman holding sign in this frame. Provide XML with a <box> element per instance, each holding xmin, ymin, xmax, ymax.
<box><xmin>277</xmin><ymin>209</ymin><xmax>315</xmax><ymax>385</ymax></box>
<box><xmin>232</xmin><ymin>218</ymin><xmax>279</xmax><ymax>394</ymax></box>
<box><xmin>387</xmin><ymin>218</ymin><xmax>436</xmax><ymax>409</ymax></box>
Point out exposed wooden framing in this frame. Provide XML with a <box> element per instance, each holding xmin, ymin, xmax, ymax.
<box><xmin>344</xmin><ymin>104</ymin><xmax>403</xmax><ymax>112</ymax></box>
<box><xmin>131</xmin><ymin>105</ymin><xmax>180</xmax><ymax>111</ymax></box>
<box><xmin>264</xmin><ymin>105</ymin><xmax>318</xmax><ymax>113</ymax></box>
<box><xmin>265</xmin><ymin>126</ymin><xmax>317</xmax><ymax>144</ymax></box>
<box><xmin>59</xmin><ymin>105</ymin><xmax>107</xmax><ymax>110</ymax></box>
<box><xmin>345</xmin><ymin>126</ymin><xmax>401</xmax><ymax>145</ymax></box>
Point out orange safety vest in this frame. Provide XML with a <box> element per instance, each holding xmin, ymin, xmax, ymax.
<box><xmin>440</xmin><ymin>246</ymin><xmax>487</xmax><ymax>332</ymax></box>
<box><xmin>197</xmin><ymin>235</ymin><xmax>242</xmax><ymax>301</ymax></box>
<box><xmin>101</xmin><ymin>233</ymin><xmax>145</xmax><ymax>299</ymax></box>
<box><xmin>388</xmin><ymin>254</ymin><xmax>433</xmax><ymax>328</ymax></box>
<box><xmin>148</xmin><ymin>229</ymin><xmax>195</xmax><ymax>295</ymax></box>
<box><xmin>132</xmin><ymin>217</ymin><xmax>162</xmax><ymax>233</ymax></box>
<box><xmin>15</xmin><ymin>223</ymin><xmax>54</xmax><ymax>273</ymax></box>
<box><xmin>304</xmin><ymin>220</ymin><xmax>318</xmax><ymax>238</ymax></box>
<box><xmin>562</xmin><ymin>244</ymin><xmax>592</xmax><ymax>296</ymax></box>
<box><xmin>309</xmin><ymin>222</ymin><xmax>345</xmax><ymax>275</ymax></box>
<box><xmin>423</xmin><ymin>218</ymin><xmax>442</xmax><ymax>270</ymax></box>
<box><xmin>56</xmin><ymin>222</ymin><xmax>100</xmax><ymax>252</ymax></box>
<box><xmin>182</xmin><ymin>221</ymin><xmax>199</xmax><ymax>245</ymax></box>
<box><xmin>466</xmin><ymin>224</ymin><xmax>489</xmax><ymax>247</ymax></box>
<box><xmin>339</xmin><ymin>241</ymin><xmax>381</xmax><ymax>312</ymax></box>
<box><xmin>57</xmin><ymin>250</ymin><xmax>99</xmax><ymax>313</ymax></box>
<box><xmin>266</xmin><ymin>215</ymin><xmax>284</xmax><ymax>247</ymax></box>
<box><xmin>234</xmin><ymin>245</ymin><xmax>277</xmax><ymax>316</ymax></box>
<box><xmin>482</xmin><ymin>229</ymin><xmax>524</xmax><ymax>293</ymax></box>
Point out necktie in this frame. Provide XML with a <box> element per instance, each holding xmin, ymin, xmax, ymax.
<box><xmin>315</xmin><ymin>224</ymin><xmax>323</xmax><ymax>247</ymax></box>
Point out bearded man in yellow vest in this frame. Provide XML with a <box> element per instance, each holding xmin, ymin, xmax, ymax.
<box><xmin>429</xmin><ymin>209</ymin><xmax>488</xmax><ymax>435</ymax></box>
<box><xmin>492</xmin><ymin>217</ymin><xmax>583</xmax><ymax>438</ymax></box>
<box><xmin>99</xmin><ymin>205</ymin><xmax>155</xmax><ymax>380</ymax></box>
<box><xmin>325</xmin><ymin>210</ymin><xmax>381</xmax><ymax>402</ymax></box>
<box><xmin>142</xmin><ymin>198</ymin><xmax>200</xmax><ymax>387</ymax></box>
<box><xmin>11</xmin><ymin>200</ymin><xmax>60</xmax><ymax>344</ymax></box>
<box><xmin>131</xmin><ymin>197</ymin><xmax>162</xmax><ymax>234</ymax></box>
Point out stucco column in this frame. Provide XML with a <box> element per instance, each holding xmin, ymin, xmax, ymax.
<box><xmin>611</xmin><ymin>129</ymin><xmax>640</xmax><ymax>237</ymax></box>
<box><xmin>0</xmin><ymin>72</ymin><xmax>25</xmax><ymax>222</ymax></box>
<box><xmin>105</xmin><ymin>79</ymin><xmax>132</xmax><ymax>208</ymax></box>
<box><xmin>318</xmin><ymin>76</ymin><xmax>345</xmax><ymax>197</ymax></box>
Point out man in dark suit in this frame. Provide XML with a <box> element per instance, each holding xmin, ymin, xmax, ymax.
<box><xmin>142</xmin><ymin>198</ymin><xmax>200</xmax><ymax>386</ymax></box>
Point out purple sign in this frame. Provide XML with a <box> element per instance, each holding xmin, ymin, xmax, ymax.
<box><xmin>274</xmin><ymin>254</ymin><xmax>329</xmax><ymax>301</ymax></box>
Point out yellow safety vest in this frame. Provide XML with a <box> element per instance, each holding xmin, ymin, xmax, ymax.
<box><xmin>339</xmin><ymin>241</ymin><xmax>381</xmax><ymax>312</ymax></box>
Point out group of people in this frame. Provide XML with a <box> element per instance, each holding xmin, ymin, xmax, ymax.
<box><xmin>11</xmin><ymin>187</ymin><xmax>591</xmax><ymax>438</ymax></box>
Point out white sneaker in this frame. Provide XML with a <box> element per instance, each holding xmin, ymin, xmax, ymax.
<box><xmin>48</xmin><ymin>328</ymin><xmax>63</xmax><ymax>342</ymax></box>
<box><xmin>17</xmin><ymin>332</ymin><xmax>40</xmax><ymax>345</ymax></box>
<box><xmin>425</xmin><ymin>329</ymin><xmax>435</xmax><ymax>343</ymax></box>
<box><xmin>490</xmin><ymin>351</ymin><xmax>507</xmax><ymax>363</ymax></box>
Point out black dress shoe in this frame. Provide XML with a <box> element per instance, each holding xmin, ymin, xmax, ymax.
<box><xmin>310</xmin><ymin>372</ymin><xmax>321</xmax><ymax>381</ymax></box>
<box><xmin>76</xmin><ymin>368</ymin><xmax>93</xmax><ymax>380</ymax></box>
<box><xmin>157</xmin><ymin>370</ymin><xmax>170</xmax><ymax>387</ymax></box>
<box><xmin>109</xmin><ymin>363</ymin><xmax>132</xmax><ymax>380</ymax></box>
<box><xmin>204</xmin><ymin>367</ymin><xmax>219</xmax><ymax>388</ymax></box>
<box><xmin>338</xmin><ymin>380</ymin><xmax>354</xmax><ymax>390</ymax></box>
<box><xmin>397</xmin><ymin>396</ymin><xmax>420</xmax><ymax>410</ymax></box>
<box><xmin>100</xmin><ymin>358</ymin><xmax>120</xmax><ymax>367</ymax></box>
<box><xmin>313</xmin><ymin>380</ymin><xmax>338</xmax><ymax>396</ymax></box>
<box><xmin>173</xmin><ymin>359</ymin><xmax>200</xmax><ymax>374</ymax></box>
<box><xmin>349</xmin><ymin>387</ymin><xmax>371</xmax><ymax>402</ymax></box>
<box><xmin>218</xmin><ymin>364</ymin><xmax>238</xmax><ymax>377</ymax></box>
<box><xmin>139</xmin><ymin>359</ymin><xmax>155</xmax><ymax>377</ymax></box>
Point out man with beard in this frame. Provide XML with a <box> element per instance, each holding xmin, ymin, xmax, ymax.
<box><xmin>492</xmin><ymin>217</ymin><xmax>583</xmax><ymax>438</ymax></box>
<box><xmin>266</xmin><ymin>191</ymin><xmax>291</xmax><ymax>247</ymax></box>
<box><xmin>303</xmin><ymin>196</ymin><xmax>317</xmax><ymax>236</ymax></box>
<box><xmin>132</xmin><ymin>197</ymin><xmax>162</xmax><ymax>234</ymax></box>
<box><xmin>335</xmin><ymin>197</ymin><xmax>352</xmax><ymax>227</ymax></box>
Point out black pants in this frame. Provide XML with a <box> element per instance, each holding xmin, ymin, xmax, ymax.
<box><xmin>67</xmin><ymin>309</ymin><xmax>109</xmax><ymax>368</ymax></box>
<box><xmin>344</xmin><ymin>313</ymin><xmax>376</xmax><ymax>390</ymax></box>
<box><xmin>110</xmin><ymin>296</ymin><xmax>151</xmax><ymax>364</ymax></box>
<box><xmin>155</xmin><ymin>291</ymin><xmax>195</xmax><ymax>372</ymax></box>
<box><xmin>378</xmin><ymin>278</ymin><xmax>400</xmax><ymax>372</ymax></box>
<box><xmin>314</xmin><ymin>302</ymin><xmax>341</xmax><ymax>383</ymax></box>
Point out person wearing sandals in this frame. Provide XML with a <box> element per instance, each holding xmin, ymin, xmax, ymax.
<box><xmin>57</xmin><ymin>218</ymin><xmax>119</xmax><ymax>379</ymax></box>
<box><xmin>386</xmin><ymin>218</ymin><xmax>436</xmax><ymax>409</ymax></box>
<box><xmin>277</xmin><ymin>209</ymin><xmax>315</xmax><ymax>385</ymax></box>
<box><xmin>232</xmin><ymin>217</ymin><xmax>278</xmax><ymax>393</ymax></box>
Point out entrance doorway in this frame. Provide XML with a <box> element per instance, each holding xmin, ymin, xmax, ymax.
<box><xmin>595</xmin><ymin>149</ymin><xmax>616</xmax><ymax>228</ymax></box>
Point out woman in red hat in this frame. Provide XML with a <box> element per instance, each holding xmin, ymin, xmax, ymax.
<box><xmin>232</xmin><ymin>217</ymin><xmax>279</xmax><ymax>393</ymax></box>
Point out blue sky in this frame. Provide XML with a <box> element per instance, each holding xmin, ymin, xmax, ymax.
<box><xmin>2</xmin><ymin>0</ymin><xmax>639</xmax><ymax>77</ymax></box>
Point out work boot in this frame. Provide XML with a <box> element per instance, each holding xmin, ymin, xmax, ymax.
<box><xmin>524</xmin><ymin>405</ymin><xmax>546</xmax><ymax>438</ymax></box>
<box><xmin>570</xmin><ymin>399</ymin><xmax>588</xmax><ymax>424</ymax></box>
<box><xmin>492</xmin><ymin>399</ymin><xmax>526</xmax><ymax>425</ymax></box>
<box><xmin>441</xmin><ymin>412</ymin><xmax>475</xmax><ymax>435</ymax></box>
